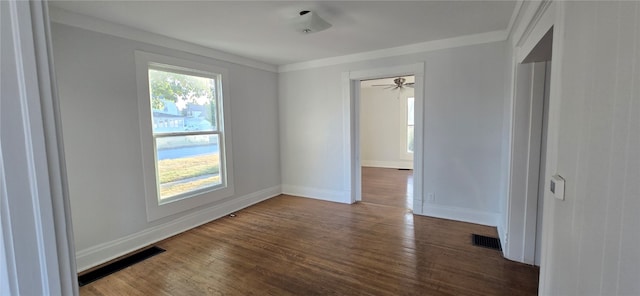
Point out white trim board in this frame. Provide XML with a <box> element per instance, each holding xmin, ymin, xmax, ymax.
<box><xmin>279</xmin><ymin>30</ymin><xmax>507</xmax><ymax>73</ymax></box>
<box><xmin>361</xmin><ymin>160</ymin><xmax>413</xmax><ymax>170</ymax></box>
<box><xmin>508</xmin><ymin>0</ymin><xmax>553</xmax><ymax>48</ymax></box>
<box><xmin>497</xmin><ymin>222</ymin><xmax>508</xmax><ymax>255</ymax></box>
<box><xmin>420</xmin><ymin>204</ymin><xmax>499</xmax><ymax>227</ymax></box>
<box><xmin>516</xmin><ymin>2</ymin><xmax>554</xmax><ymax>63</ymax></box>
<box><xmin>75</xmin><ymin>186</ymin><xmax>281</xmax><ymax>272</ymax></box>
<box><xmin>1</xmin><ymin>1</ymin><xmax>78</xmax><ymax>294</ymax></box>
<box><xmin>281</xmin><ymin>185</ymin><xmax>350</xmax><ymax>204</ymax></box>
<box><xmin>48</xmin><ymin>7</ymin><xmax>277</xmax><ymax>73</ymax></box>
<box><xmin>37</xmin><ymin>2</ymin><xmax>79</xmax><ymax>292</ymax></box>
<box><xmin>505</xmin><ymin>1</ymin><xmax>525</xmax><ymax>40</ymax></box>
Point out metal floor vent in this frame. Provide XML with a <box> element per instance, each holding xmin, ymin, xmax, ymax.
<box><xmin>471</xmin><ymin>234</ymin><xmax>502</xmax><ymax>251</ymax></box>
<box><xmin>78</xmin><ymin>246</ymin><xmax>165</xmax><ymax>286</ymax></box>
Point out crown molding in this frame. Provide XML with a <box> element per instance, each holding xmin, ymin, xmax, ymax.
<box><xmin>506</xmin><ymin>1</ymin><xmax>525</xmax><ymax>41</ymax></box>
<box><xmin>278</xmin><ymin>30</ymin><xmax>508</xmax><ymax>73</ymax></box>
<box><xmin>48</xmin><ymin>7</ymin><xmax>278</xmax><ymax>73</ymax></box>
<box><xmin>508</xmin><ymin>0</ymin><xmax>553</xmax><ymax>47</ymax></box>
<box><xmin>48</xmin><ymin>6</ymin><xmax>513</xmax><ymax>75</ymax></box>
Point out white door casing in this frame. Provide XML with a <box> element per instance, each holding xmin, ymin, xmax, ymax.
<box><xmin>342</xmin><ymin>63</ymin><xmax>425</xmax><ymax>213</ymax></box>
<box><xmin>0</xmin><ymin>1</ymin><xmax>78</xmax><ymax>295</ymax></box>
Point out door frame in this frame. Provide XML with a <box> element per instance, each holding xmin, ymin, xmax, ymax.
<box><xmin>505</xmin><ymin>2</ymin><xmax>564</xmax><ymax>287</ymax></box>
<box><xmin>1</xmin><ymin>1</ymin><xmax>78</xmax><ymax>294</ymax></box>
<box><xmin>507</xmin><ymin>5</ymin><xmax>554</xmax><ymax>263</ymax></box>
<box><xmin>342</xmin><ymin>63</ymin><xmax>425</xmax><ymax>213</ymax></box>
<box><xmin>507</xmin><ymin>61</ymin><xmax>548</xmax><ymax>264</ymax></box>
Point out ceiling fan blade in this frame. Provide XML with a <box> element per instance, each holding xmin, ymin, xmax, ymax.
<box><xmin>372</xmin><ymin>84</ymin><xmax>395</xmax><ymax>87</ymax></box>
<box><xmin>405</xmin><ymin>82</ymin><xmax>415</xmax><ymax>86</ymax></box>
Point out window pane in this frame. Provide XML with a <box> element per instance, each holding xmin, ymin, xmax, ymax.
<box><xmin>149</xmin><ymin>69</ymin><xmax>217</xmax><ymax>133</ymax></box>
<box><xmin>155</xmin><ymin>134</ymin><xmax>221</xmax><ymax>200</ymax></box>
<box><xmin>407</xmin><ymin>125</ymin><xmax>414</xmax><ymax>153</ymax></box>
<box><xmin>407</xmin><ymin>97</ymin><xmax>415</xmax><ymax>125</ymax></box>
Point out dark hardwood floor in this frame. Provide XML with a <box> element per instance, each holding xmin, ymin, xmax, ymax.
<box><xmin>361</xmin><ymin>166</ymin><xmax>413</xmax><ymax>209</ymax></box>
<box><xmin>80</xmin><ymin>193</ymin><xmax>539</xmax><ymax>295</ymax></box>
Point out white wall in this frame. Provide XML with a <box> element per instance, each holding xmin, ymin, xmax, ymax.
<box><xmin>51</xmin><ymin>23</ymin><xmax>281</xmax><ymax>271</ymax></box>
<box><xmin>280</xmin><ymin>41</ymin><xmax>507</xmax><ymax>225</ymax></box>
<box><xmin>360</xmin><ymin>87</ymin><xmax>413</xmax><ymax>169</ymax></box>
<box><xmin>538</xmin><ymin>1</ymin><xmax>640</xmax><ymax>295</ymax></box>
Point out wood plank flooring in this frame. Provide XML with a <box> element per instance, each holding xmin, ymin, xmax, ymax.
<box><xmin>361</xmin><ymin>166</ymin><xmax>413</xmax><ymax>209</ymax></box>
<box><xmin>80</xmin><ymin>195</ymin><xmax>539</xmax><ymax>295</ymax></box>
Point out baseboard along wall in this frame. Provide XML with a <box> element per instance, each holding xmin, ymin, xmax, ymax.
<box><xmin>281</xmin><ymin>185</ymin><xmax>351</xmax><ymax>204</ymax></box>
<box><xmin>76</xmin><ymin>184</ymin><xmax>499</xmax><ymax>272</ymax></box>
<box><xmin>418</xmin><ymin>203</ymin><xmax>499</xmax><ymax>227</ymax></box>
<box><xmin>75</xmin><ymin>186</ymin><xmax>281</xmax><ymax>272</ymax></box>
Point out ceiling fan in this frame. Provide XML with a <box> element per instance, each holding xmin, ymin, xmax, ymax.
<box><xmin>372</xmin><ymin>77</ymin><xmax>414</xmax><ymax>91</ymax></box>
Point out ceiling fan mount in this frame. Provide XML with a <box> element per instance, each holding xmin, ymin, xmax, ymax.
<box><xmin>371</xmin><ymin>76</ymin><xmax>415</xmax><ymax>91</ymax></box>
<box><xmin>393</xmin><ymin>77</ymin><xmax>407</xmax><ymax>87</ymax></box>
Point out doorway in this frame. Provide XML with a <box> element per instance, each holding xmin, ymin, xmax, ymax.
<box><xmin>507</xmin><ymin>27</ymin><xmax>553</xmax><ymax>265</ymax></box>
<box><xmin>342</xmin><ymin>63</ymin><xmax>424</xmax><ymax>214</ymax></box>
<box><xmin>359</xmin><ymin>76</ymin><xmax>415</xmax><ymax>210</ymax></box>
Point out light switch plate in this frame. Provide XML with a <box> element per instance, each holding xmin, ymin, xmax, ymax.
<box><xmin>550</xmin><ymin>175</ymin><xmax>565</xmax><ymax>200</ymax></box>
<box><xmin>427</xmin><ymin>192</ymin><xmax>435</xmax><ymax>202</ymax></box>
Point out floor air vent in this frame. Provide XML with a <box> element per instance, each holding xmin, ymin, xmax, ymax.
<box><xmin>78</xmin><ymin>246</ymin><xmax>165</xmax><ymax>286</ymax></box>
<box><xmin>471</xmin><ymin>234</ymin><xmax>502</xmax><ymax>251</ymax></box>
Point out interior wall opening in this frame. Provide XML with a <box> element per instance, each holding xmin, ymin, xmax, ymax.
<box><xmin>359</xmin><ymin>76</ymin><xmax>415</xmax><ymax>211</ymax></box>
<box><xmin>345</xmin><ymin>63</ymin><xmax>424</xmax><ymax>216</ymax></box>
<box><xmin>507</xmin><ymin>27</ymin><xmax>553</xmax><ymax>265</ymax></box>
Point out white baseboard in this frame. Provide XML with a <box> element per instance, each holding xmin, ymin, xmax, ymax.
<box><xmin>497</xmin><ymin>222</ymin><xmax>507</xmax><ymax>256</ymax></box>
<box><xmin>75</xmin><ymin>185</ymin><xmax>281</xmax><ymax>272</ymax></box>
<box><xmin>281</xmin><ymin>184</ymin><xmax>350</xmax><ymax>204</ymax></box>
<box><xmin>361</xmin><ymin>160</ymin><xmax>413</xmax><ymax>169</ymax></box>
<box><xmin>417</xmin><ymin>203</ymin><xmax>499</xmax><ymax>227</ymax></box>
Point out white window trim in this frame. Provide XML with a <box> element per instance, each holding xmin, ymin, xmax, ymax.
<box><xmin>135</xmin><ymin>51</ymin><xmax>234</xmax><ymax>221</ymax></box>
<box><xmin>400</xmin><ymin>94</ymin><xmax>414</xmax><ymax>161</ymax></box>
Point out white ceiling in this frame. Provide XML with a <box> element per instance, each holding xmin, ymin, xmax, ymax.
<box><xmin>49</xmin><ymin>1</ymin><xmax>516</xmax><ymax>66</ymax></box>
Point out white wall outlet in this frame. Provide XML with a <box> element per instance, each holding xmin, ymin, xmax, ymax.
<box><xmin>427</xmin><ymin>192</ymin><xmax>435</xmax><ymax>202</ymax></box>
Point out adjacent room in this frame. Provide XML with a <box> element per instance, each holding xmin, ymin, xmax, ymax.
<box><xmin>3</xmin><ymin>1</ymin><xmax>639</xmax><ymax>295</ymax></box>
<box><xmin>360</xmin><ymin>76</ymin><xmax>415</xmax><ymax>210</ymax></box>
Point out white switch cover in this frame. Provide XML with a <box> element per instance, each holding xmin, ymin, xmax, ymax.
<box><xmin>427</xmin><ymin>192</ymin><xmax>435</xmax><ymax>202</ymax></box>
<box><xmin>550</xmin><ymin>175</ymin><xmax>565</xmax><ymax>200</ymax></box>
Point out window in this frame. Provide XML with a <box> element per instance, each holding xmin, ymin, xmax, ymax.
<box><xmin>399</xmin><ymin>95</ymin><xmax>414</xmax><ymax>161</ymax></box>
<box><xmin>136</xmin><ymin>52</ymin><xmax>233</xmax><ymax>221</ymax></box>
<box><xmin>149</xmin><ymin>67</ymin><xmax>223</xmax><ymax>202</ymax></box>
<box><xmin>407</xmin><ymin>97</ymin><xmax>415</xmax><ymax>154</ymax></box>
